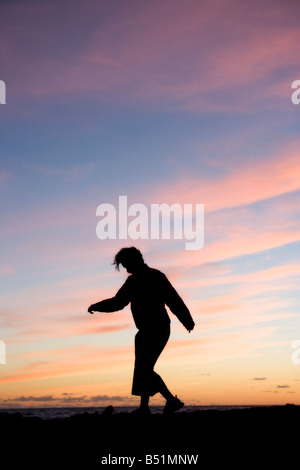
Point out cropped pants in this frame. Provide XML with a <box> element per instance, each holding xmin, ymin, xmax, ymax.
<box><xmin>131</xmin><ymin>325</ymin><xmax>170</xmax><ymax>397</ymax></box>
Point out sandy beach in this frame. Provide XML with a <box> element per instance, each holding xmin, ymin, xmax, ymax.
<box><xmin>1</xmin><ymin>404</ymin><xmax>298</xmax><ymax>466</ymax></box>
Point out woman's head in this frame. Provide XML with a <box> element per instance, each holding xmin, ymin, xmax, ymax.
<box><xmin>113</xmin><ymin>246</ymin><xmax>144</xmax><ymax>273</ymax></box>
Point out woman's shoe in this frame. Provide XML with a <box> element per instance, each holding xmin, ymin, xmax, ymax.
<box><xmin>163</xmin><ymin>396</ymin><xmax>184</xmax><ymax>414</ymax></box>
<box><xmin>130</xmin><ymin>407</ymin><xmax>151</xmax><ymax>416</ymax></box>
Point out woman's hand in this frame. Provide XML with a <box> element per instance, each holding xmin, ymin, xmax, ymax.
<box><xmin>186</xmin><ymin>320</ymin><xmax>195</xmax><ymax>333</ymax></box>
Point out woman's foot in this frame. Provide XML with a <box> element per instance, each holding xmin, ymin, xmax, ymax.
<box><xmin>130</xmin><ymin>407</ymin><xmax>151</xmax><ymax>416</ymax></box>
<box><xmin>163</xmin><ymin>396</ymin><xmax>184</xmax><ymax>414</ymax></box>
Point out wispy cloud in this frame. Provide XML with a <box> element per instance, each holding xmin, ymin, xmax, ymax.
<box><xmin>149</xmin><ymin>142</ymin><xmax>300</xmax><ymax>212</ymax></box>
<box><xmin>6</xmin><ymin>395</ymin><xmax>55</xmax><ymax>403</ymax></box>
<box><xmin>1</xmin><ymin>393</ymin><xmax>136</xmax><ymax>407</ymax></box>
<box><xmin>0</xmin><ymin>343</ymin><xmax>133</xmax><ymax>385</ymax></box>
<box><xmin>3</xmin><ymin>0</ymin><xmax>299</xmax><ymax>113</ymax></box>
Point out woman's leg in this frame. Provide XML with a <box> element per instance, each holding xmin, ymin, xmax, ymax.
<box><xmin>152</xmin><ymin>371</ymin><xmax>184</xmax><ymax>413</ymax></box>
<box><xmin>152</xmin><ymin>371</ymin><xmax>174</xmax><ymax>401</ymax></box>
<box><xmin>140</xmin><ymin>394</ymin><xmax>149</xmax><ymax>410</ymax></box>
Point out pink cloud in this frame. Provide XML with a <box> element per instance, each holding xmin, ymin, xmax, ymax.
<box><xmin>1</xmin><ymin>279</ymin><xmax>132</xmax><ymax>342</ymax></box>
<box><xmin>179</xmin><ymin>263</ymin><xmax>300</xmax><ymax>292</ymax></box>
<box><xmin>200</xmin><ymin>229</ymin><xmax>300</xmax><ymax>264</ymax></box>
<box><xmin>2</xmin><ymin>0</ymin><xmax>299</xmax><ymax>112</ymax></box>
<box><xmin>164</xmin><ymin>325</ymin><xmax>283</xmax><ymax>366</ymax></box>
<box><xmin>148</xmin><ymin>143</ymin><xmax>300</xmax><ymax>212</ymax></box>
<box><xmin>133</xmin><ymin>140</ymin><xmax>300</xmax><ymax>274</ymax></box>
<box><xmin>1</xmin><ymin>342</ymin><xmax>134</xmax><ymax>385</ymax></box>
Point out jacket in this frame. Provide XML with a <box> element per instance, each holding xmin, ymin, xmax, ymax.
<box><xmin>92</xmin><ymin>264</ymin><xmax>194</xmax><ymax>332</ymax></box>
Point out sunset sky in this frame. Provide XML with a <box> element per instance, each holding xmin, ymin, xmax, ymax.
<box><xmin>1</xmin><ymin>0</ymin><xmax>300</xmax><ymax>408</ymax></box>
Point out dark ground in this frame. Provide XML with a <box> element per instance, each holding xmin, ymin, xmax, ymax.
<box><xmin>1</xmin><ymin>405</ymin><xmax>298</xmax><ymax>467</ymax></box>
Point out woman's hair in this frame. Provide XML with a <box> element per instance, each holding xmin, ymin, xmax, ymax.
<box><xmin>113</xmin><ymin>246</ymin><xmax>144</xmax><ymax>271</ymax></box>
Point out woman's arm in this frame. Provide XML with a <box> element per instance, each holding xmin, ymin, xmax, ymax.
<box><xmin>163</xmin><ymin>275</ymin><xmax>195</xmax><ymax>332</ymax></box>
<box><xmin>88</xmin><ymin>278</ymin><xmax>131</xmax><ymax>314</ymax></box>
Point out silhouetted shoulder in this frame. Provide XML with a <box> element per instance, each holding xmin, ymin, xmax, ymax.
<box><xmin>145</xmin><ymin>266</ymin><xmax>166</xmax><ymax>276</ymax></box>
<box><xmin>144</xmin><ymin>266</ymin><xmax>170</xmax><ymax>282</ymax></box>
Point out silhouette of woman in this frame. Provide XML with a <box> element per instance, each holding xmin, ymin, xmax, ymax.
<box><xmin>88</xmin><ymin>247</ymin><xmax>195</xmax><ymax>415</ymax></box>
